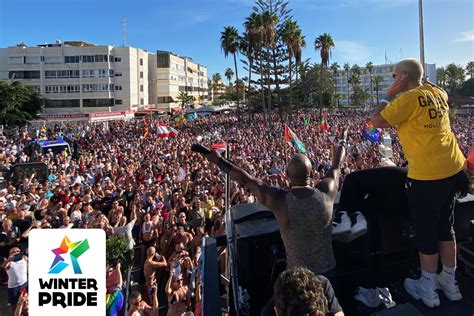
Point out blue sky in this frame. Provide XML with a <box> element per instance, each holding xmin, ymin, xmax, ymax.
<box><xmin>0</xmin><ymin>0</ymin><xmax>472</xmax><ymax>78</ymax></box>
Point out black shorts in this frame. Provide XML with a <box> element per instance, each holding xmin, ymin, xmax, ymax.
<box><xmin>406</xmin><ymin>171</ymin><xmax>467</xmax><ymax>255</ymax></box>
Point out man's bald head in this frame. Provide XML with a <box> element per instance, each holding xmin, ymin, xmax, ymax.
<box><xmin>287</xmin><ymin>154</ymin><xmax>312</xmax><ymax>186</ymax></box>
<box><xmin>395</xmin><ymin>59</ymin><xmax>423</xmax><ymax>82</ymax></box>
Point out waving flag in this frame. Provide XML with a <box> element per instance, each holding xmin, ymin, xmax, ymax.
<box><xmin>303</xmin><ymin>117</ymin><xmax>310</xmax><ymax>126</ymax></box>
<box><xmin>211</xmin><ymin>143</ymin><xmax>227</xmax><ymax>153</ymax></box>
<box><xmin>174</xmin><ymin>114</ymin><xmax>185</xmax><ymax>125</ymax></box>
<box><xmin>284</xmin><ymin>125</ymin><xmax>306</xmax><ymax>153</ymax></box>
<box><xmin>157</xmin><ymin>125</ymin><xmax>170</xmax><ymax>138</ymax></box>
<box><xmin>320</xmin><ymin>114</ymin><xmax>329</xmax><ymax>131</ymax></box>
<box><xmin>362</xmin><ymin>122</ymin><xmax>381</xmax><ymax>143</ymax></box>
<box><xmin>168</xmin><ymin>127</ymin><xmax>178</xmax><ymax>137</ymax></box>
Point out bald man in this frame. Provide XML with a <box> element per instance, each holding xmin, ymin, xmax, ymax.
<box><xmin>371</xmin><ymin>59</ymin><xmax>467</xmax><ymax>308</ymax></box>
<box><xmin>202</xmin><ymin>127</ymin><xmax>347</xmax><ymax>279</ymax></box>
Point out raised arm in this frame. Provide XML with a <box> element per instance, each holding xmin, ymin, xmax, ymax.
<box><xmin>202</xmin><ymin>150</ymin><xmax>282</xmax><ymax>211</ymax></box>
<box><xmin>316</xmin><ymin>128</ymin><xmax>347</xmax><ymax>201</ymax></box>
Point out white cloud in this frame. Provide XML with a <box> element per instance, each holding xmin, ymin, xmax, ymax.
<box><xmin>454</xmin><ymin>30</ymin><xmax>474</xmax><ymax>42</ymax></box>
<box><xmin>334</xmin><ymin>40</ymin><xmax>373</xmax><ymax>63</ymax></box>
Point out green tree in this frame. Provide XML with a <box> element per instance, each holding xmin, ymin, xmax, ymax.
<box><xmin>106</xmin><ymin>235</ymin><xmax>134</xmax><ymax>268</ymax></box>
<box><xmin>445</xmin><ymin>63</ymin><xmax>465</xmax><ymax>94</ymax></box>
<box><xmin>314</xmin><ymin>33</ymin><xmax>335</xmax><ymax>116</ymax></box>
<box><xmin>221</xmin><ymin>26</ymin><xmax>242</xmax><ymax>120</ymax></box>
<box><xmin>225</xmin><ymin>68</ymin><xmax>234</xmax><ymax>87</ymax></box>
<box><xmin>0</xmin><ymin>81</ymin><xmax>44</xmax><ymax>126</ymax></box>
<box><xmin>261</xmin><ymin>10</ymin><xmax>279</xmax><ymax>113</ymax></box>
<box><xmin>466</xmin><ymin>61</ymin><xmax>474</xmax><ymax>79</ymax></box>
<box><xmin>348</xmin><ymin>72</ymin><xmax>361</xmax><ymax>107</ymax></box>
<box><xmin>437</xmin><ymin>67</ymin><xmax>447</xmax><ymax>88</ymax></box>
<box><xmin>343</xmin><ymin>63</ymin><xmax>350</xmax><ymax>106</ymax></box>
<box><xmin>459</xmin><ymin>78</ymin><xmax>474</xmax><ymax>97</ymax></box>
<box><xmin>330</xmin><ymin>62</ymin><xmax>340</xmax><ymax>107</ymax></box>
<box><xmin>280</xmin><ymin>19</ymin><xmax>301</xmax><ymax>117</ymax></box>
<box><xmin>366</xmin><ymin>61</ymin><xmax>374</xmax><ymax>106</ymax></box>
<box><xmin>176</xmin><ymin>91</ymin><xmax>193</xmax><ymax>110</ymax></box>
<box><xmin>372</xmin><ymin>75</ymin><xmax>384</xmax><ymax>105</ymax></box>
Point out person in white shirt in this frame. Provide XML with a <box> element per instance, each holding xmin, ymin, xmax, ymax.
<box><xmin>3</xmin><ymin>247</ymin><xmax>28</xmax><ymax>315</ymax></box>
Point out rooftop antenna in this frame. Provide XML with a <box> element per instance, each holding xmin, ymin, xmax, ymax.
<box><xmin>121</xmin><ymin>19</ymin><xmax>128</xmax><ymax>47</ymax></box>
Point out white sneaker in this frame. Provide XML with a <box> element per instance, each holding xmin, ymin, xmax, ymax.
<box><xmin>437</xmin><ymin>274</ymin><xmax>462</xmax><ymax>301</ymax></box>
<box><xmin>404</xmin><ymin>278</ymin><xmax>440</xmax><ymax>308</ymax></box>
<box><xmin>332</xmin><ymin>211</ymin><xmax>351</xmax><ymax>237</ymax></box>
<box><xmin>342</xmin><ymin>212</ymin><xmax>368</xmax><ymax>242</ymax></box>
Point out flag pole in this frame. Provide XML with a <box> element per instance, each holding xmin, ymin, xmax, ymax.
<box><xmin>225</xmin><ymin>144</ymin><xmax>231</xmax><ymax>214</ymax></box>
<box><xmin>418</xmin><ymin>0</ymin><xmax>426</xmax><ymax>79</ymax></box>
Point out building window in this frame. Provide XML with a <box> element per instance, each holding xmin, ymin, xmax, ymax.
<box><xmin>45</xmin><ymin>99</ymin><xmax>80</xmax><ymax>108</ymax></box>
<box><xmin>44</xmin><ymin>56</ymin><xmax>61</xmax><ymax>64</ymax></box>
<box><xmin>115</xmin><ymin>72</ymin><xmax>122</xmax><ymax>77</ymax></box>
<box><xmin>139</xmin><ymin>58</ymin><xmax>143</xmax><ymax>66</ymax></box>
<box><xmin>109</xmin><ymin>55</ymin><xmax>114</xmax><ymax>63</ymax></box>
<box><xmin>26</xmin><ymin>85</ymin><xmax>41</xmax><ymax>93</ymax></box>
<box><xmin>140</xmin><ymin>71</ymin><xmax>143</xmax><ymax>78</ymax></box>
<box><xmin>83</xmin><ymin>98</ymin><xmax>114</xmax><ymax>107</ymax></box>
<box><xmin>8</xmin><ymin>57</ymin><xmax>24</xmax><ymax>64</ymax></box>
<box><xmin>140</xmin><ymin>85</ymin><xmax>143</xmax><ymax>92</ymax></box>
<box><xmin>8</xmin><ymin>71</ymin><xmax>40</xmax><ymax>79</ymax></box>
<box><xmin>156</xmin><ymin>52</ymin><xmax>170</xmax><ymax>68</ymax></box>
<box><xmin>82</xmin><ymin>55</ymin><xmax>94</xmax><ymax>63</ymax></box>
<box><xmin>25</xmin><ymin>56</ymin><xmax>41</xmax><ymax>64</ymax></box>
<box><xmin>114</xmin><ymin>57</ymin><xmax>122</xmax><ymax>62</ymax></box>
<box><xmin>140</xmin><ymin>98</ymin><xmax>144</xmax><ymax>105</ymax></box>
<box><xmin>109</xmin><ymin>69</ymin><xmax>114</xmax><ymax>77</ymax></box>
<box><xmin>115</xmin><ymin>99</ymin><xmax>123</xmax><ymax>105</ymax></box>
<box><xmin>94</xmin><ymin>55</ymin><xmax>108</xmax><ymax>63</ymax></box>
<box><xmin>64</xmin><ymin>56</ymin><xmax>80</xmax><ymax>63</ymax></box>
<box><xmin>82</xmin><ymin>84</ymin><xmax>114</xmax><ymax>92</ymax></box>
<box><xmin>115</xmin><ymin>85</ymin><xmax>122</xmax><ymax>91</ymax></box>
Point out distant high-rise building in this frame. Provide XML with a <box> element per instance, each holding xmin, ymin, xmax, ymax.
<box><xmin>336</xmin><ymin>63</ymin><xmax>436</xmax><ymax>107</ymax></box>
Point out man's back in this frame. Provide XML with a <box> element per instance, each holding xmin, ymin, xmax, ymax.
<box><xmin>381</xmin><ymin>84</ymin><xmax>465</xmax><ymax>180</ymax></box>
<box><xmin>279</xmin><ymin>188</ymin><xmax>335</xmax><ymax>275</ymax></box>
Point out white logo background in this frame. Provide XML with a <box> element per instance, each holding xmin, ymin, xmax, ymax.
<box><xmin>29</xmin><ymin>229</ymin><xmax>106</xmax><ymax>316</ymax></box>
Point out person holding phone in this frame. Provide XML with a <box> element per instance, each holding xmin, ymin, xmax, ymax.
<box><xmin>3</xmin><ymin>247</ymin><xmax>28</xmax><ymax>316</ymax></box>
<box><xmin>143</xmin><ymin>246</ymin><xmax>167</xmax><ymax>304</ymax></box>
<box><xmin>371</xmin><ymin>59</ymin><xmax>468</xmax><ymax>308</ymax></box>
<box><xmin>127</xmin><ymin>285</ymin><xmax>158</xmax><ymax>316</ymax></box>
<box><xmin>166</xmin><ymin>265</ymin><xmax>191</xmax><ymax>316</ymax></box>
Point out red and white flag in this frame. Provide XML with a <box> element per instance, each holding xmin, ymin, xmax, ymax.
<box><xmin>169</xmin><ymin>127</ymin><xmax>178</xmax><ymax>137</ymax></box>
<box><xmin>157</xmin><ymin>125</ymin><xmax>170</xmax><ymax>138</ymax></box>
<box><xmin>211</xmin><ymin>143</ymin><xmax>227</xmax><ymax>153</ymax></box>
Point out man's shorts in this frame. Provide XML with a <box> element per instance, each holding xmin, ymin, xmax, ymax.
<box><xmin>406</xmin><ymin>171</ymin><xmax>467</xmax><ymax>255</ymax></box>
<box><xmin>8</xmin><ymin>281</ymin><xmax>27</xmax><ymax>305</ymax></box>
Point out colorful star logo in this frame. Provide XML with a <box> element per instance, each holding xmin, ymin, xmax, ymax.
<box><xmin>49</xmin><ymin>236</ymin><xmax>90</xmax><ymax>274</ymax></box>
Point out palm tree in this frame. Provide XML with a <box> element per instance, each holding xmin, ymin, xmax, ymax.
<box><xmin>343</xmin><ymin>63</ymin><xmax>350</xmax><ymax>107</ymax></box>
<box><xmin>244</xmin><ymin>12</ymin><xmax>265</xmax><ymax>115</ymax></box>
<box><xmin>348</xmin><ymin>72</ymin><xmax>361</xmax><ymax>107</ymax></box>
<box><xmin>260</xmin><ymin>11</ymin><xmax>279</xmax><ymax>113</ymax></box>
<box><xmin>225</xmin><ymin>68</ymin><xmax>234</xmax><ymax>91</ymax></box>
<box><xmin>372</xmin><ymin>75</ymin><xmax>384</xmax><ymax>105</ymax></box>
<box><xmin>445</xmin><ymin>63</ymin><xmax>466</xmax><ymax>94</ymax></box>
<box><xmin>351</xmin><ymin>64</ymin><xmax>361</xmax><ymax>76</ymax></box>
<box><xmin>466</xmin><ymin>61</ymin><xmax>474</xmax><ymax>79</ymax></box>
<box><xmin>330</xmin><ymin>62</ymin><xmax>340</xmax><ymax>107</ymax></box>
<box><xmin>221</xmin><ymin>26</ymin><xmax>241</xmax><ymax>121</ymax></box>
<box><xmin>366</xmin><ymin>62</ymin><xmax>374</xmax><ymax>106</ymax></box>
<box><xmin>294</xmin><ymin>35</ymin><xmax>306</xmax><ymax>84</ymax></box>
<box><xmin>314</xmin><ymin>33</ymin><xmax>335</xmax><ymax>117</ymax></box>
<box><xmin>177</xmin><ymin>92</ymin><xmax>193</xmax><ymax>111</ymax></box>
<box><xmin>280</xmin><ymin>19</ymin><xmax>300</xmax><ymax>118</ymax></box>
<box><xmin>436</xmin><ymin>67</ymin><xmax>447</xmax><ymax>88</ymax></box>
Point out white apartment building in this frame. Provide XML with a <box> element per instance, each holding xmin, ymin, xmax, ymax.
<box><xmin>0</xmin><ymin>40</ymin><xmax>152</xmax><ymax>113</ymax></box>
<box><xmin>335</xmin><ymin>63</ymin><xmax>436</xmax><ymax>107</ymax></box>
<box><xmin>149</xmin><ymin>50</ymin><xmax>208</xmax><ymax>111</ymax></box>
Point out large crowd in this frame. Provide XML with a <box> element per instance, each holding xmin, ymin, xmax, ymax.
<box><xmin>0</xmin><ymin>110</ymin><xmax>471</xmax><ymax>315</ymax></box>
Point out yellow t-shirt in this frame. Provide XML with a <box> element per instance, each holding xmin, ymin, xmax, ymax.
<box><xmin>380</xmin><ymin>84</ymin><xmax>465</xmax><ymax>180</ymax></box>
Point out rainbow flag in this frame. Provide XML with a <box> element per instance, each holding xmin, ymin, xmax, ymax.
<box><xmin>174</xmin><ymin>114</ymin><xmax>185</xmax><ymax>125</ymax></box>
<box><xmin>284</xmin><ymin>124</ymin><xmax>306</xmax><ymax>153</ymax></box>
<box><xmin>362</xmin><ymin>121</ymin><xmax>381</xmax><ymax>143</ymax></box>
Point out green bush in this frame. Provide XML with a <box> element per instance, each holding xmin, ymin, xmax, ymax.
<box><xmin>106</xmin><ymin>235</ymin><xmax>134</xmax><ymax>268</ymax></box>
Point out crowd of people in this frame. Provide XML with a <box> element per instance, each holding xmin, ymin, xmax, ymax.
<box><xmin>0</xmin><ymin>107</ymin><xmax>471</xmax><ymax>315</ymax></box>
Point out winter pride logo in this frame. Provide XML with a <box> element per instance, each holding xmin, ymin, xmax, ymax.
<box><xmin>29</xmin><ymin>229</ymin><xmax>105</xmax><ymax>316</ymax></box>
<box><xmin>49</xmin><ymin>236</ymin><xmax>90</xmax><ymax>274</ymax></box>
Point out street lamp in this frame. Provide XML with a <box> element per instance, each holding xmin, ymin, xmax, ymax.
<box><xmin>419</xmin><ymin>0</ymin><xmax>426</xmax><ymax>78</ymax></box>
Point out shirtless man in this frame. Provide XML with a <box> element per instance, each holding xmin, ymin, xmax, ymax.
<box><xmin>127</xmin><ymin>287</ymin><xmax>158</xmax><ymax>316</ymax></box>
<box><xmin>143</xmin><ymin>246</ymin><xmax>167</xmax><ymax>304</ymax></box>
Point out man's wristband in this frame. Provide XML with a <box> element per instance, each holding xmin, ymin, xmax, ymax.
<box><xmin>338</xmin><ymin>139</ymin><xmax>347</xmax><ymax>148</ymax></box>
<box><xmin>380</xmin><ymin>95</ymin><xmax>393</xmax><ymax>104</ymax></box>
<box><xmin>217</xmin><ymin>157</ymin><xmax>235</xmax><ymax>174</ymax></box>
